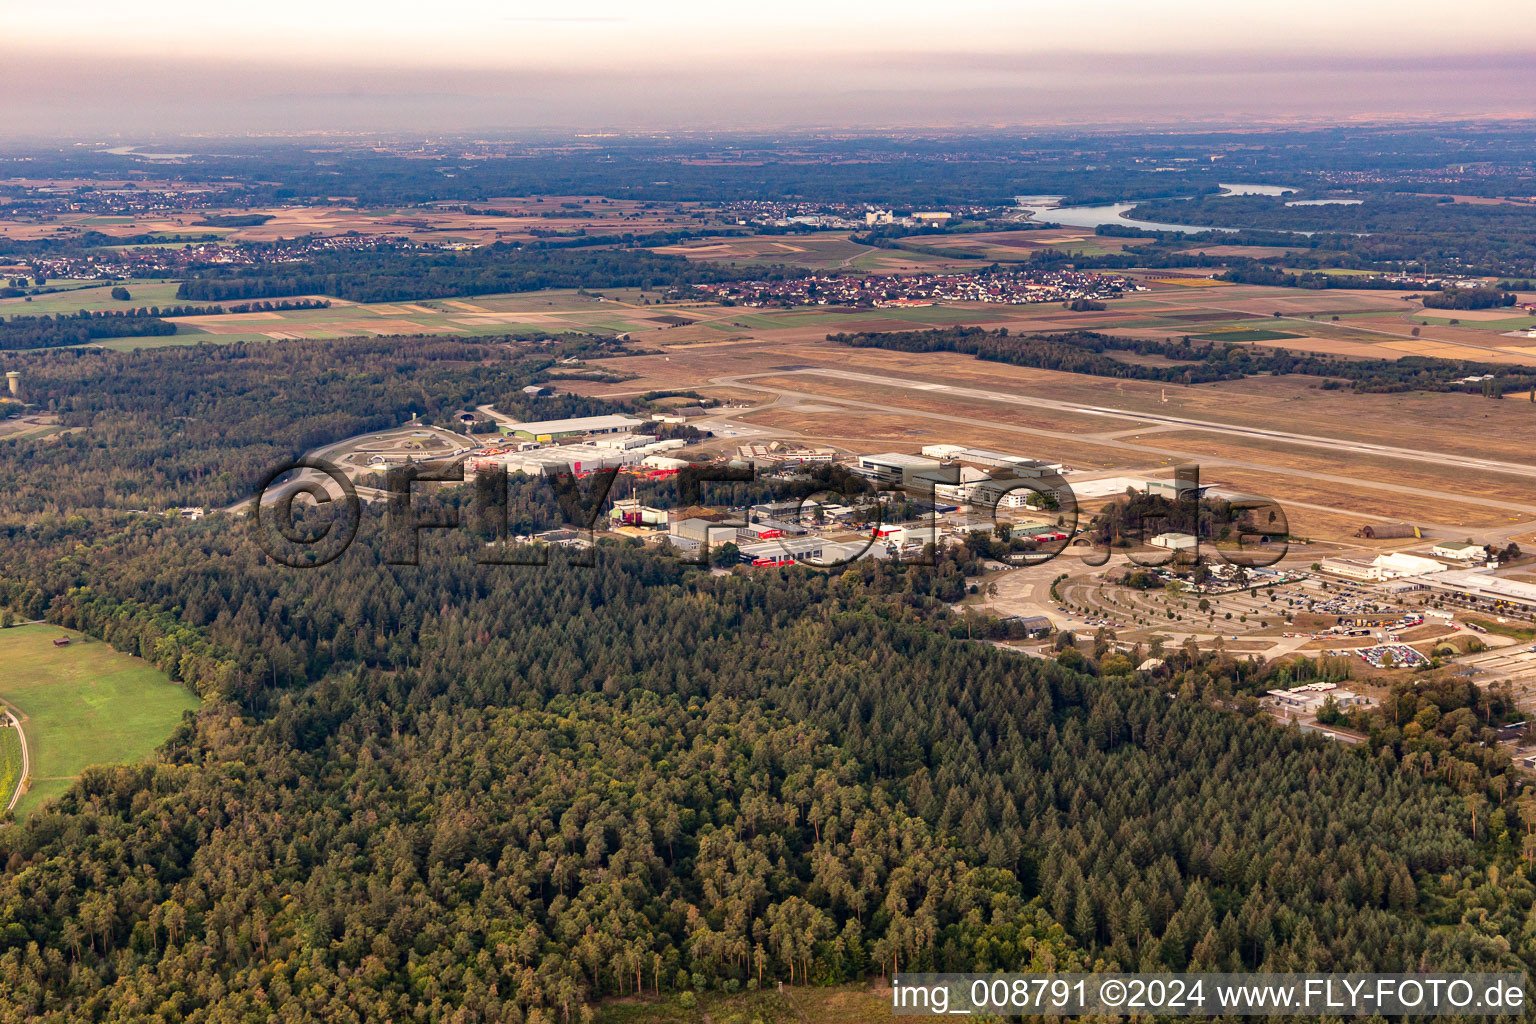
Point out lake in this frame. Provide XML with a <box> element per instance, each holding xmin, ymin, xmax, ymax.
<box><xmin>1016</xmin><ymin>182</ymin><xmax>1313</xmax><ymax>235</ymax></box>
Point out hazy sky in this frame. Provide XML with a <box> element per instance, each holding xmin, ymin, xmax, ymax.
<box><xmin>5</xmin><ymin>1</ymin><xmax>1534</xmax><ymax>135</ymax></box>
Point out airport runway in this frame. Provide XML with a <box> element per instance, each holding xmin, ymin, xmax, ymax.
<box><xmin>711</xmin><ymin>368</ymin><xmax>1536</xmax><ymax>533</ymax></box>
<box><xmin>766</xmin><ymin>367</ymin><xmax>1536</xmax><ymax>480</ymax></box>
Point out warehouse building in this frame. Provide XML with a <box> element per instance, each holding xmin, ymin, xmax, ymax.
<box><xmin>737</xmin><ymin>537</ymin><xmax>882</xmax><ymax>567</ymax></box>
<box><xmin>1267</xmin><ymin>684</ymin><xmax>1369</xmax><ymax>715</ymax></box>
<box><xmin>1002</xmin><ymin>615</ymin><xmax>1054</xmax><ymax>639</ymax></box>
<box><xmin>1431</xmin><ymin>542</ymin><xmax>1486</xmax><ymax>562</ymax></box>
<box><xmin>1378</xmin><ymin>552</ymin><xmax>1446</xmax><ymax>577</ymax></box>
<box><xmin>856</xmin><ymin>452</ymin><xmax>944</xmax><ymax>484</ymax></box>
<box><xmin>1145</xmin><ymin>477</ymin><xmax>1217</xmax><ymax>500</ymax></box>
<box><xmin>1319</xmin><ymin>557</ymin><xmax>1380</xmax><ymax>581</ymax></box>
<box><xmin>610</xmin><ymin>499</ymin><xmax>670</xmax><ymax>527</ymax></box>
<box><xmin>1357</xmin><ymin>523</ymin><xmax>1420</xmax><ymax>539</ymax></box>
<box><xmin>671</xmin><ymin>517</ymin><xmax>744</xmax><ymax>548</ymax></box>
<box><xmin>933</xmin><ymin>468</ymin><xmax>1067</xmax><ymax>509</ymax></box>
<box><xmin>919</xmin><ymin>444</ymin><xmax>1056</xmax><ymax>473</ymax></box>
<box><xmin>738</xmin><ymin>519</ymin><xmax>809</xmax><ymax>542</ymax></box>
<box><xmin>501</xmin><ymin>414</ymin><xmax>647</xmax><ymax>441</ymax></box>
<box><xmin>737</xmin><ymin>537</ymin><xmax>827</xmax><ymax>565</ymax></box>
<box><xmin>508</xmin><ymin>444</ymin><xmax>643</xmax><ymax>475</ymax></box>
<box><xmin>1319</xmin><ymin>552</ymin><xmax>1445</xmax><ymax>581</ymax></box>
<box><xmin>591</xmin><ymin>433</ymin><xmax>658</xmax><ymax>450</ymax></box>
<box><xmin>1410</xmin><ymin>569</ymin><xmax>1536</xmax><ymax>615</ymax></box>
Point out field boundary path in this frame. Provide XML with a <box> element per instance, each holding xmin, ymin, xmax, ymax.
<box><xmin>2</xmin><ymin>706</ymin><xmax>29</xmax><ymax>815</ymax></box>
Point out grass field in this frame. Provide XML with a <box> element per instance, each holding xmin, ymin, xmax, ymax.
<box><xmin>0</xmin><ymin>279</ymin><xmax>185</xmax><ymax>317</ymax></box>
<box><xmin>2</xmin><ymin>286</ymin><xmax>695</xmax><ymax>350</ymax></box>
<box><xmin>1191</xmin><ymin>328</ymin><xmax>1301</xmax><ymax>342</ymax></box>
<box><xmin>654</xmin><ymin>233</ymin><xmax>968</xmax><ymax>273</ymax></box>
<box><xmin>1461</xmin><ymin>618</ymin><xmax>1536</xmax><ymax>641</ymax></box>
<box><xmin>1409</xmin><ymin>313</ymin><xmax>1536</xmax><ymax>332</ymax></box>
<box><xmin>0</xmin><ymin>624</ymin><xmax>199</xmax><ymax>817</ymax></box>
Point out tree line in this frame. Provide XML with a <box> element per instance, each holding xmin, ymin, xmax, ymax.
<box><xmin>830</xmin><ymin>325</ymin><xmax>1536</xmax><ymax>396</ymax></box>
<box><xmin>173</xmin><ymin>245</ymin><xmax>768</xmax><ymax>304</ymax></box>
<box><xmin>0</xmin><ymin>312</ymin><xmax>177</xmax><ymax>352</ymax></box>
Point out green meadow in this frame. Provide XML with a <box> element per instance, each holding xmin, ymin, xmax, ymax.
<box><xmin>0</xmin><ymin>624</ymin><xmax>198</xmax><ymax>817</ymax></box>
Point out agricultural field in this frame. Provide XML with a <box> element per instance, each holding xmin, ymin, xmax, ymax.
<box><xmin>0</xmin><ymin>624</ymin><xmax>199</xmax><ymax>817</ymax></box>
<box><xmin>5</xmin><ymin>286</ymin><xmax>722</xmax><ymax>350</ymax></box>
<box><xmin>0</xmin><ymin>278</ymin><xmax>186</xmax><ymax>316</ymax></box>
<box><xmin>1409</xmin><ymin>311</ymin><xmax>1536</xmax><ymax>332</ymax></box>
<box><xmin>0</xmin><ymin>194</ymin><xmax>726</xmax><ymax>245</ymax></box>
<box><xmin>653</xmin><ymin>232</ymin><xmax>971</xmax><ymax>273</ymax></box>
<box><xmin>888</xmin><ymin>227</ymin><xmax>1154</xmax><ymax>260</ymax></box>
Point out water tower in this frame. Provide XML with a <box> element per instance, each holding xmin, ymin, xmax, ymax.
<box><xmin>5</xmin><ymin>371</ymin><xmax>18</xmax><ymax>398</ymax></box>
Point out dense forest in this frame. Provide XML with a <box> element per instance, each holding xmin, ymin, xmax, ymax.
<box><xmin>1422</xmin><ymin>286</ymin><xmax>1519</xmax><ymax>310</ymax></box>
<box><xmin>1217</xmin><ymin>264</ymin><xmax>1420</xmax><ymax>290</ymax></box>
<box><xmin>830</xmin><ymin>326</ymin><xmax>1536</xmax><ymax>396</ymax></box>
<box><xmin>173</xmin><ymin>245</ymin><xmax>771</xmax><ymax>303</ymax></box>
<box><xmin>0</xmin><ymin>335</ymin><xmax>623</xmax><ymax>514</ymax></box>
<box><xmin>1124</xmin><ymin>194</ymin><xmax>1536</xmax><ymax>275</ymax></box>
<box><xmin>0</xmin><ymin>312</ymin><xmax>178</xmax><ymax>352</ymax></box>
<box><xmin>2</xmin><ymin>334</ymin><xmax>1536</xmax><ymax>1021</ymax></box>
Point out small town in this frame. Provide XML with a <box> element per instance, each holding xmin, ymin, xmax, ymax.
<box><xmin>693</xmin><ymin>267</ymin><xmax>1137</xmax><ymax>307</ymax></box>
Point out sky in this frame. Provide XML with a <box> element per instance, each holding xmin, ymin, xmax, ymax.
<box><xmin>4</xmin><ymin>0</ymin><xmax>1534</xmax><ymax>136</ymax></box>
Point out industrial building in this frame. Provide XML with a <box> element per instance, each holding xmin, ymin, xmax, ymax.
<box><xmin>591</xmin><ymin>433</ymin><xmax>658</xmax><ymax>450</ymax></box>
<box><xmin>670</xmin><ymin>514</ymin><xmax>733</xmax><ymax>540</ymax></box>
<box><xmin>1267</xmin><ymin>684</ymin><xmax>1369</xmax><ymax>715</ymax></box>
<box><xmin>751</xmin><ymin>500</ymin><xmax>810</xmax><ymax>520</ymax></box>
<box><xmin>1002</xmin><ymin>615</ymin><xmax>1053</xmax><ymax>638</ymax></box>
<box><xmin>1145</xmin><ymin>477</ymin><xmax>1217</xmax><ymax>500</ymax></box>
<box><xmin>930</xmin><ymin>466</ymin><xmax>1066</xmax><ymax>509</ymax></box>
<box><xmin>919</xmin><ymin>444</ymin><xmax>1056</xmax><ymax>474</ymax></box>
<box><xmin>855</xmin><ymin>452</ymin><xmax>944</xmax><ymax>484</ymax></box>
<box><xmin>1430</xmin><ymin>542</ymin><xmax>1486</xmax><ymax>562</ymax></box>
<box><xmin>975</xmin><ymin>478</ymin><xmax>1062</xmax><ymax>509</ymax></box>
<box><xmin>1065</xmin><ymin>476</ymin><xmax>1144</xmax><ymax>500</ymax></box>
<box><xmin>467</xmin><ymin>432</ymin><xmax>688</xmax><ymax>477</ymax></box>
<box><xmin>1319</xmin><ymin>552</ymin><xmax>1445</xmax><ymax>581</ymax></box>
<box><xmin>1357</xmin><ymin>523</ymin><xmax>1421</xmax><ymax>539</ymax></box>
<box><xmin>500</xmin><ymin>414</ymin><xmax>647</xmax><ymax>441</ymax></box>
<box><xmin>737</xmin><ymin>537</ymin><xmax>827</xmax><ymax>565</ymax></box>
<box><xmin>609</xmin><ymin>499</ymin><xmax>670</xmax><ymax>527</ymax></box>
<box><xmin>738</xmin><ymin>441</ymin><xmax>838</xmax><ymax>465</ymax></box>
<box><xmin>738</xmin><ymin>519</ymin><xmax>809</xmax><ymax>542</ymax></box>
<box><xmin>471</xmin><ymin>444</ymin><xmax>642</xmax><ymax>476</ymax></box>
<box><xmin>1150</xmin><ymin>532</ymin><xmax>1198</xmax><ymax>550</ymax></box>
<box><xmin>1319</xmin><ymin>557</ymin><xmax>1379</xmax><ymax>582</ymax></box>
<box><xmin>1408</xmin><ymin>570</ymin><xmax>1536</xmax><ymax>615</ymax></box>
<box><xmin>736</xmin><ymin>537</ymin><xmax>880</xmax><ymax>567</ymax></box>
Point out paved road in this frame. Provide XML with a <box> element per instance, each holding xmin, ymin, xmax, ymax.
<box><xmin>838</xmin><ymin>245</ymin><xmax>881</xmax><ymax>268</ymax></box>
